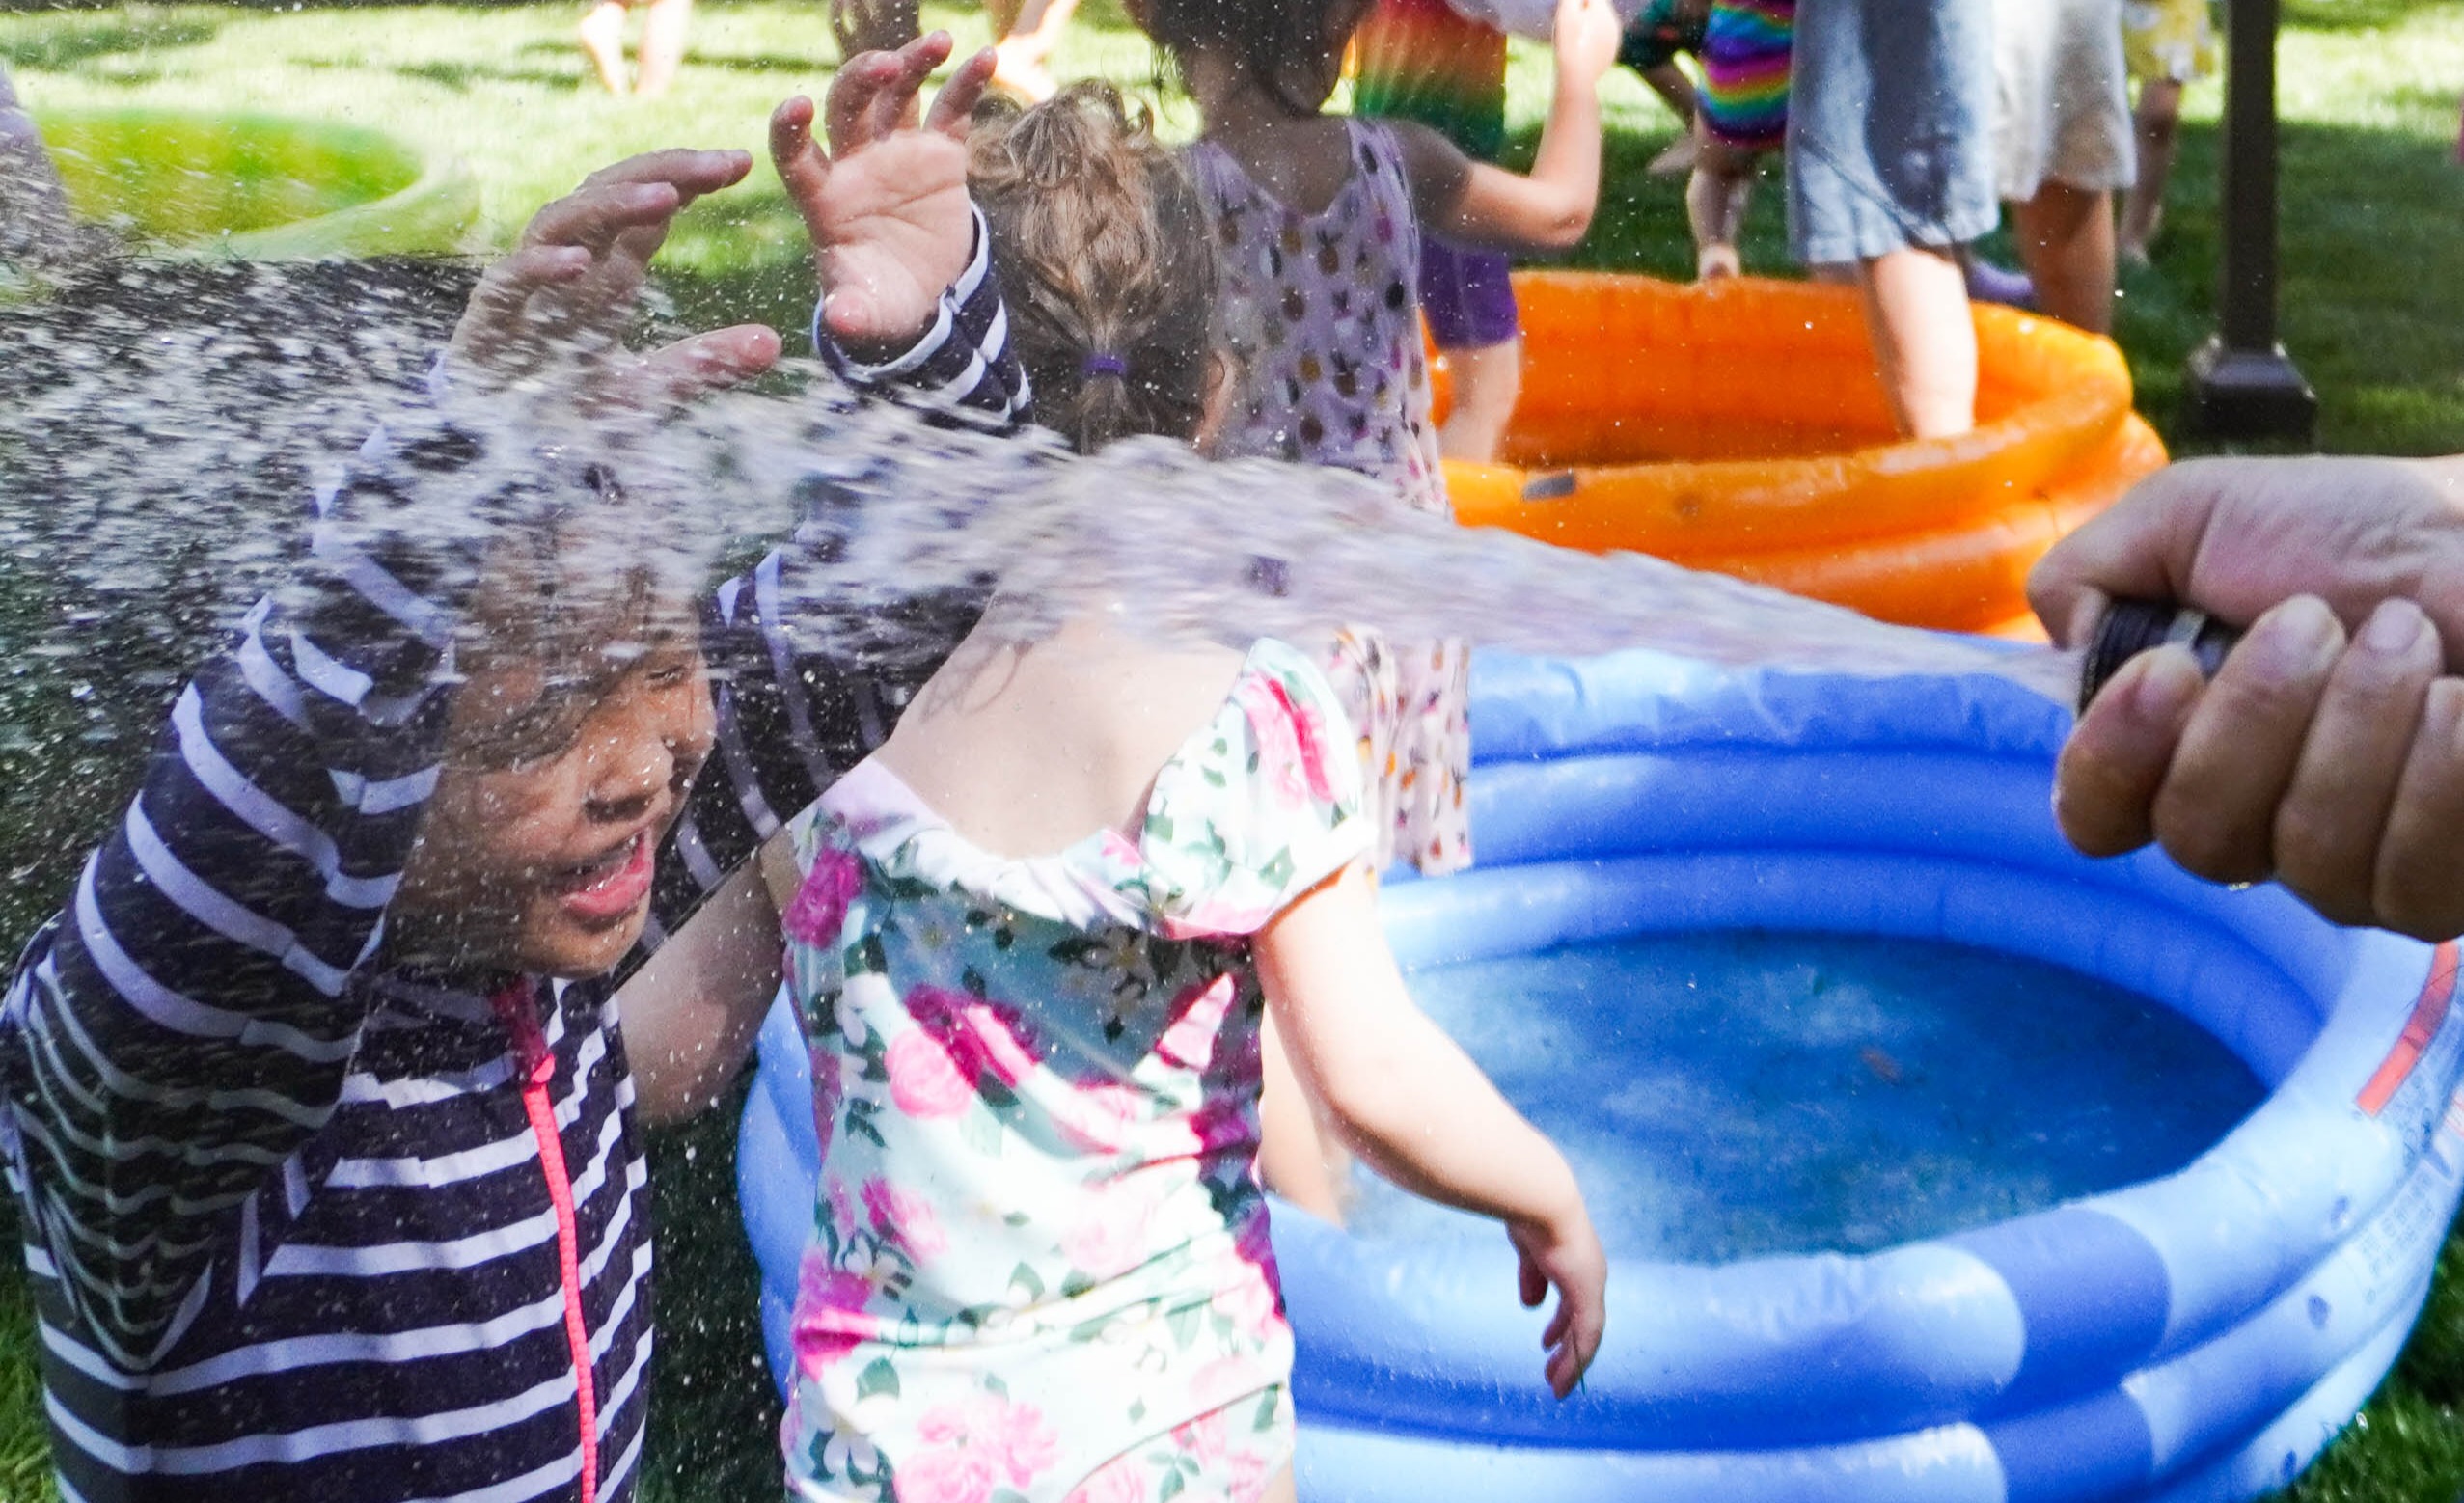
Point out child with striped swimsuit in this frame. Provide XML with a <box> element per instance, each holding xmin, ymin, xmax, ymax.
<box><xmin>1684</xmin><ymin>0</ymin><xmax>1793</xmax><ymax>281</ymax></box>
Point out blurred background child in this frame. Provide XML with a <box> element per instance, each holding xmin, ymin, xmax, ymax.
<box><xmin>1135</xmin><ymin>0</ymin><xmax>1620</xmax><ymax>880</ymax></box>
<box><xmin>1684</xmin><ymin>0</ymin><xmax>1793</xmax><ymax>280</ymax></box>
<box><xmin>1352</xmin><ymin>0</ymin><xmax>1528</xmax><ymax>464</ymax></box>
<box><xmin>578</xmin><ymin>0</ymin><xmax>694</xmax><ymax>96</ymax></box>
<box><xmin>2119</xmin><ymin>0</ymin><xmax>2218</xmax><ymax>262</ymax></box>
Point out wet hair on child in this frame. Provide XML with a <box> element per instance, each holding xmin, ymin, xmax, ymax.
<box><xmin>1137</xmin><ymin>0</ymin><xmax>1365</xmax><ymax>116</ymax></box>
<box><xmin>968</xmin><ymin>82</ymin><xmax>1219</xmax><ymax>455</ymax></box>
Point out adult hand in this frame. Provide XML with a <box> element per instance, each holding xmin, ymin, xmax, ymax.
<box><xmin>771</xmin><ymin>31</ymin><xmax>998</xmax><ymax>358</ymax></box>
<box><xmin>2030</xmin><ymin>454</ymin><xmax>2464</xmax><ymax>940</ymax></box>
<box><xmin>448</xmin><ymin>150</ymin><xmax>781</xmax><ymax>408</ymax></box>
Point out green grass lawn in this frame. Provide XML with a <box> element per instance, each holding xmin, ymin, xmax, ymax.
<box><xmin>1</xmin><ymin>1</ymin><xmax>2463</xmax><ymax>1499</ymax></box>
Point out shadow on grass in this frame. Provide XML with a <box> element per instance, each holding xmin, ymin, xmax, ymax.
<box><xmin>0</xmin><ymin>14</ymin><xmax>218</xmax><ymax>70</ymax></box>
<box><xmin>389</xmin><ymin>58</ymin><xmax>581</xmax><ymax>92</ymax></box>
<box><xmin>2282</xmin><ymin>0</ymin><xmax>2450</xmax><ymax>32</ymax></box>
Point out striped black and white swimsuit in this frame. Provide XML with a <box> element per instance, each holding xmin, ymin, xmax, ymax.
<box><xmin>0</xmin><ymin>223</ymin><xmax>1027</xmax><ymax>1503</ymax></box>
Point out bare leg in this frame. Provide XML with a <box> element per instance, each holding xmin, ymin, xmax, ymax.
<box><xmin>632</xmin><ymin>0</ymin><xmax>691</xmax><ymax>97</ymax></box>
<box><xmin>2010</xmin><ymin>178</ymin><xmax>2116</xmax><ymax>334</ymax></box>
<box><xmin>1257</xmin><ymin>1012</ymin><xmax>1348</xmax><ymax>1223</ymax></box>
<box><xmin>1438</xmin><ymin>338</ymin><xmax>1522</xmax><ymax>462</ymax></box>
<box><xmin>578</xmin><ymin>0</ymin><xmax>631</xmax><ymax>94</ymax></box>
<box><xmin>1263</xmin><ymin>1464</ymin><xmax>1298</xmax><ymax>1503</ymax></box>
<box><xmin>1856</xmin><ymin>245</ymin><xmax>1976</xmax><ymax>439</ymax></box>
<box><xmin>1685</xmin><ymin>134</ymin><xmax>1754</xmax><ymax>280</ymax></box>
<box><xmin>2119</xmin><ymin>77</ymin><xmax>2182</xmax><ymax>262</ymax></box>
<box><xmin>1642</xmin><ymin>62</ymin><xmax>1700</xmax><ymax>176</ymax></box>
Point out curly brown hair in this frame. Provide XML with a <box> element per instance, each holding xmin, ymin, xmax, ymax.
<box><xmin>968</xmin><ymin>83</ymin><xmax>1221</xmax><ymax>456</ymax></box>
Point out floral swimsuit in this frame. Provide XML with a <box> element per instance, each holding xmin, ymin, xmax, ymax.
<box><xmin>778</xmin><ymin>641</ymin><xmax>1371</xmax><ymax>1503</ymax></box>
<box><xmin>1189</xmin><ymin>120</ymin><xmax>1474</xmax><ymax>878</ymax></box>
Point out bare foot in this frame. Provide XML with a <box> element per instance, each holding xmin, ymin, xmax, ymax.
<box><xmin>1696</xmin><ymin>243</ymin><xmax>1741</xmax><ymax>281</ymax></box>
<box><xmin>579</xmin><ymin>3</ymin><xmax>630</xmax><ymax>94</ymax></box>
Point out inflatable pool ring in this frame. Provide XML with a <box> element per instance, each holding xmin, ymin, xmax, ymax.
<box><xmin>33</xmin><ymin>109</ymin><xmax>479</xmax><ymax>259</ymax></box>
<box><xmin>1435</xmin><ymin>273</ymin><xmax>2169</xmax><ymax>637</ymax></box>
<box><xmin>738</xmin><ymin>650</ymin><xmax>2463</xmax><ymax>1502</ymax></box>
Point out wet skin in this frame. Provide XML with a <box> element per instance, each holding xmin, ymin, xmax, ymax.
<box><xmin>391</xmin><ymin>639</ymin><xmax>716</xmax><ymax>981</ymax></box>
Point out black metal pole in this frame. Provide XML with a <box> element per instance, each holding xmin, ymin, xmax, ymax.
<box><xmin>2182</xmin><ymin>0</ymin><xmax>2317</xmax><ymax>442</ymax></box>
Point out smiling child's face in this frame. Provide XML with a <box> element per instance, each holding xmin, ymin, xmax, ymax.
<box><xmin>390</xmin><ymin>577</ymin><xmax>716</xmax><ymax>982</ymax></box>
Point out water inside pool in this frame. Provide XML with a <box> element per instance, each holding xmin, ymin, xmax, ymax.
<box><xmin>1344</xmin><ymin>929</ymin><xmax>2267</xmax><ymax>1263</ymax></box>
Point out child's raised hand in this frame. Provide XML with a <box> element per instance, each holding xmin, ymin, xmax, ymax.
<box><xmin>1551</xmin><ymin>0</ymin><xmax>1626</xmax><ymax>83</ymax></box>
<box><xmin>1509</xmin><ymin>1205</ymin><xmax>1607</xmax><ymax>1399</ymax></box>
<box><xmin>771</xmin><ymin>33</ymin><xmax>998</xmax><ymax>358</ymax></box>
<box><xmin>448</xmin><ymin>150</ymin><xmax>780</xmax><ymax>406</ymax></box>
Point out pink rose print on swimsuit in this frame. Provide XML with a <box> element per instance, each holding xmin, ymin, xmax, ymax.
<box><xmin>792</xmin><ymin>1253</ymin><xmax>879</xmax><ymax>1379</ymax></box>
<box><xmin>902</xmin><ymin>1392</ymin><xmax>1062</xmax><ymax>1503</ymax></box>
<box><xmin>782</xmin><ymin>846</ymin><xmax>865</xmax><ymax>948</ymax></box>
<box><xmin>893</xmin><ymin>1445</ymin><xmax>995</xmax><ymax>1503</ymax></box>
<box><xmin>810</xmin><ymin>1050</ymin><xmax>843</xmax><ymax>1161</ymax></box>
<box><xmin>1172</xmin><ymin>1407</ymin><xmax>1230</xmax><ymax>1466</ymax></box>
<box><xmin>1156</xmin><ymin>975</ymin><xmax>1236</xmax><ymax>1072</ymax></box>
<box><xmin>1229</xmin><ymin>1451</ymin><xmax>1273</xmax><ymax>1503</ymax></box>
<box><xmin>1236</xmin><ymin>674</ymin><xmax>1335</xmax><ymax>810</ymax></box>
<box><xmin>909</xmin><ymin>985</ymin><xmax>1040</xmax><ymax>1091</ymax></box>
<box><xmin>1062</xmin><ymin>1179</ymin><xmax>1161</xmax><ymax>1281</ymax></box>
<box><xmin>1063</xmin><ymin>1454</ymin><xmax>1147</xmax><ymax>1503</ymax></box>
<box><xmin>1186</xmin><ymin>1095</ymin><xmax>1256</xmax><ymax>1163</ymax></box>
<box><xmin>862</xmin><ymin>1178</ymin><xmax>948</xmax><ymax>1262</ymax></box>
<box><xmin>1214</xmin><ymin>1212</ymin><xmax>1287</xmax><ymax>1346</ymax></box>
<box><xmin>1054</xmin><ymin>1081</ymin><xmax>1145</xmax><ymax>1156</ymax></box>
<box><xmin>885</xmin><ymin>1029</ymin><xmax>974</xmax><ymax>1119</ymax></box>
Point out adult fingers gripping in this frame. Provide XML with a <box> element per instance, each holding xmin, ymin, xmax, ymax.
<box><xmin>2054</xmin><ymin>645</ymin><xmax>2206</xmax><ymax>859</ymax></box>
<box><xmin>2374</xmin><ymin>679</ymin><xmax>2464</xmax><ymax>941</ymax></box>
<box><xmin>2272</xmin><ymin>600</ymin><xmax>2443</xmax><ymax>926</ymax></box>
<box><xmin>2150</xmin><ymin>596</ymin><xmax>2346</xmax><ymax>886</ymax></box>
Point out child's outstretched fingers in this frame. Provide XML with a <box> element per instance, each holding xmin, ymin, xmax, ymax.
<box><xmin>923</xmin><ymin>45</ymin><xmax>999</xmax><ymax>140</ymax></box>
<box><xmin>1510</xmin><ymin>1212</ymin><xmax>1607</xmax><ymax>1400</ymax></box>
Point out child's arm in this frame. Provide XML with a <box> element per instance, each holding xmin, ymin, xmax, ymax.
<box><xmin>0</xmin><ymin>155</ymin><xmax>758</xmax><ymax>1372</ymax></box>
<box><xmin>621</xmin><ymin>842</ymin><xmax>787</xmax><ymax>1123</ymax></box>
<box><xmin>1255</xmin><ymin>860</ymin><xmax>1607</xmax><ymax>1399</ymax></box>
<box><xmin>643</xmin><ymin>43</ymin><xmax>1030</xmax><ymax>958</ymax></box>
<box><xmin>1393</xmin><ymin>0</ymin><xmax>1626</xmax><ymax>254</ymax></box>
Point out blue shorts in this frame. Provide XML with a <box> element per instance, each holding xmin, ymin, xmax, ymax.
<box><xmin>1784</xmin><ymin>0</ymin><xmax>1997</xmax><ymax>264</ymax></box>
<box><xmin>1418</xmin><ymin>234</ymin><xmax>1520</xmax><ymax>351</ymax></box>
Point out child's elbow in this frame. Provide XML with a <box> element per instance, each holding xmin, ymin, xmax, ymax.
<box><xmin>1536</xmin><ymin>202</ymin><xmax>1596</xmax><ymax>251</ymax></box>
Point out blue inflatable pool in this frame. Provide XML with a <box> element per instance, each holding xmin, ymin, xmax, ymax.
<box><xmin>738</xmin><ymin>649</ymin><xmax>2464</xmax><ymax>1502</ymax></box>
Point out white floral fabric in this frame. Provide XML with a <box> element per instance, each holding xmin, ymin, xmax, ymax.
<box><xmin>777</xmin><ymin>640</ymin><xmax>1369</xmax><ymax>1503</ymax></box>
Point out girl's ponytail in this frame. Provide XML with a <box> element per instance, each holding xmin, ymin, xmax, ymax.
<box><xmin>969</xmin><ymin>84</ymin><xmax>1220</xmax><ymax>456</ymax></box>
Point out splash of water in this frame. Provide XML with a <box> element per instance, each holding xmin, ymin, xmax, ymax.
<box><xmin>0</xmin><ymin>263</ymin><xmax>2084</xmax><ymax>731</ymax></box>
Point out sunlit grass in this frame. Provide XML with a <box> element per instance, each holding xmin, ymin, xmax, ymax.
<box><xmin>0</xmin><ymin>1</ymin><xmax>2461</xmax><ymax>1499</ymax></box>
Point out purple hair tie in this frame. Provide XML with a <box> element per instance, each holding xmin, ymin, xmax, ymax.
<box><xmin>1082</xmin><ymin>352</ymin><xmax>1129</xmax><ymax>379</ymax></box>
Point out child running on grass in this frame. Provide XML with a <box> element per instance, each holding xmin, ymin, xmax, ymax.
<box><xmin>625</xmin><ymin>81</ymin><xmax>1607</xmax><ymax>1503</ymax></box>
<box><xmin>1133</xmin><ymin>0</ymin><xmax>1619</xmax><ymax>881</ymax></box>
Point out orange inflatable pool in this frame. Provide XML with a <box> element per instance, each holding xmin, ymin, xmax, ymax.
<box><xmin>1436</xmin><ymin>273</ymin><xmax>2167</xmax><ymax>638</ymax></box>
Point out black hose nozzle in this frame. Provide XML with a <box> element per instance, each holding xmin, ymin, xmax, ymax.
<box><xmin>2078</xmin><ymin>599</ymin><xmax>2244</xmax><ymax>716</ymax></box>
